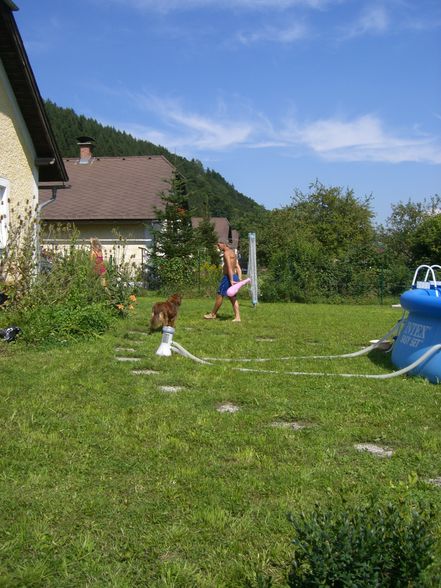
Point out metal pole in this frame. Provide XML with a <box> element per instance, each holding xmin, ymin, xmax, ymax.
<box><xmin>248</xmin><ymin>232</ymin><xmax>258</xmax><ymax>306</ymax></box>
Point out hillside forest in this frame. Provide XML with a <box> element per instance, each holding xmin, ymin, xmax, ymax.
<box><xmin>45</xmin><ymin>100</ymin><xmax>441</xmax><ymax>303</ymax></box>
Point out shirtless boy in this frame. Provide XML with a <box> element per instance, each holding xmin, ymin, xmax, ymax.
<box><xmin>204</xmin><ymin>242</ymin><xmax>242</xmax><ymax>322</ymax></box>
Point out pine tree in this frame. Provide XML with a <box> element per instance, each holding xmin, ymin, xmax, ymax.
<box><xmin>151</xmin><ymin>175</ymin><xmax>197</xmax><ymax>290</ymax></box>
<box><xmin>153</xmin><ymin>175</ymin><xmax>195</xmax><ymax>259</ymax></box>
<box><xmin>195</xmin><ymin>201</ymin><xmax>219</xmax><ymax>265</ymax></box>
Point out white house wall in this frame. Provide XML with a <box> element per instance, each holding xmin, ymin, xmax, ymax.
<box><xmin>0</xmin><ymin>57</ymin><xmax>39</xmax><ymax>252</ymax></box>
<box><xmin>43</xmin><ymin>220</ymin><xmax>155</xmax><ymax>267</ymax></box>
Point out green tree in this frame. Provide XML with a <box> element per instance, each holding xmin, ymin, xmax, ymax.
<box><xmin>194</xmin><ymin>203</ymin><xmax>219</xmax><ymax>265</ymax></box>
<box><xmin>152</xmin><ymin>175</ymin><xmax>196</xmax><ymax>290</ymax></box>
<box><xmin>381</xmin><ymin>196</ymin><xmax>441</xmax><ymax>267</ymax></box>
<box><xmin>291</xmin><ymin>180</ymin><xmax>375</xmax><ymax>258</ymax></box>
<box><xmin>259</xmin><ymin>181</ymin><xmax>378</xmax><ymax>301</ymax></box>
<box><xmin>153</xmin><ymin>175</ymin><xmax>195</xmax><ymax>258</ymax></box>
<box><xmin>410</xmin><ymin>213</ymin><xmax>441</xmax><ymax>265</ymax></box>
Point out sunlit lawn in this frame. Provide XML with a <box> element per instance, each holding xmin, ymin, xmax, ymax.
<box><xmin>1</xmin><ymin>294</ymin><xmax>440</xmax><ymax>586</ymax></box>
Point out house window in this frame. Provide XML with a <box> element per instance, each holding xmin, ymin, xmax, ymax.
<box><xmin>0</xmin><ymin>179</ymin><xmax>10</xmax><ymax>252</ymax></box>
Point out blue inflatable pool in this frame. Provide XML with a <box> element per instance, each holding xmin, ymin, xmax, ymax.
<box><xmin>392</xmin><ymin>265</ymin><xmax>441</xmax><ymax>383</ymax></box>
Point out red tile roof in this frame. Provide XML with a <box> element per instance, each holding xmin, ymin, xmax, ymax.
<box><xmin>40</xmin><ymin>155</ymin><xmax>175</xmax><ymax>220</ymax></box>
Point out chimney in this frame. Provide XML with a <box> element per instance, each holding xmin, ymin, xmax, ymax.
<box><xmin>77</xmin><ymin>136</ymin><xmax>95</xmax><ymax>164</ymax></box>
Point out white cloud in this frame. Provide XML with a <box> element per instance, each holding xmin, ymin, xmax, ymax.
<box><xmin>121</xmin><ymin>92</ymin><xmax>441</xmax><ymax>165</ymax></box>
<box><xmin>342</xmin><ymin>5</ymin><xmax>389</xmax><ymax>38</ymax></box>
<box><xmin>237</xmin><ymin>22</ymin><xmax>309</xmax><ymax>44</ymax></box>
<box><xmin>282</xmin><ymin>114</ymin><xmax>441</xmax><ymax>163</ymax></box>
<box><xmin>106</xmin><ymin>0</ymin><xmax>331</xmax><ymax>12</ymax></box>
<box><xmin>129</xmin><ymin>93</ymin><xmax>254</xmax><ymax>150</ymax></box>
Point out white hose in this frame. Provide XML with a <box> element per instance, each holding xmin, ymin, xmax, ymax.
<box><xmin>171</xmin><ymin>341</ymin><xmax>213</xmax><ymax>365</ymax></box>
<box><xmin>203</xmin><ymin>319</ymin><xmax>404</xmax><ymax>363</ymax></box>
<box><xmin>170</xmin><ymin>340</ymin><xmax>441</xmax><ymax>380</ymax></box>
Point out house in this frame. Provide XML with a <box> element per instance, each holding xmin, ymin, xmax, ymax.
<box><xmin>191</xmin><ymin>216</ymin><xmax>239</xmax><ymax>251</ymax></box>
<box><xmin>39</xmin><ymin>137</ymin><xmax>177</xmax><ymax>266</ymax></box>
<box><xmin>40</xmin><ymin>137</ymin><xmax>241</xmax><ymax>268</ymax></box>
<box><xmin>0</xmin><ymin>0</ymin><xmax>67</xmax><ymax>266</ymax></box>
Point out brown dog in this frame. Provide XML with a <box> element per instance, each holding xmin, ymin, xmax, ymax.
<box><xmin>149</xmin><ymin>293</ymin><xmax>182</xmax><ymax>332</ymax></box>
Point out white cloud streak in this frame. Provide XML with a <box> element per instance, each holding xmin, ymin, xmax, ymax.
<box><xmin>107</xmin><ymin>0</ymin><xmax>331</xmax><ymax>12</ymax></box>
<box><xmin>286</xmin><ymin>115</ymin><xmax>441</xmax><ymax>163</ymax></box>
<box><xmin>236</xmin><ymin>22</ymin><xmax>309</xmax><ymax>44</ymax></box>
<box><xmin>124</xmin><ymin>93</ymin><xmax>441</xmax><ymax>165</ymax></box>
<box><xmin>342</xmin><ymin>5</ymin><xmax>390</xmax><ymax>38</ymax></box>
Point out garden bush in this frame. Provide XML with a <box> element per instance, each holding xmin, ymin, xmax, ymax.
<box><xmin>287</xmin><ymin>496</ymin><xmax>437</xmax><ymax>587</ymax></box>
<box><xmin>12</xmin><ymin>302</ymin><xmax>114</xmax><ymax>345</ymax></box>
<box><xmin>0</xmin><ymin>219</ymin><xmax>136</xmax><ymax>344</ymax></box>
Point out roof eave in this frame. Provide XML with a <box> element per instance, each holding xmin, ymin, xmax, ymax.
<box><xmin>0</xmin><ymin>1</ymin><xmax>68</xmax><ymax>182</ymax></box>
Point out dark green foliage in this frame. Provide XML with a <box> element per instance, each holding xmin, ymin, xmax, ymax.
<box><xmin>153</xmin><ymin>176</ymin><xmax>195</xmax><ymax>259</ymax></box>
<box><xmin>44</xmin><ymin>100</ymin><xmax>265</xmax><ymax>230</ymax></box>
<box><xmin>410</xmin><ymin>214</ymin><xmax>441</xmax><ymax>266</ymax></box>
<box><xmin>288</xmin><ymin>497</ymin><xmax>436</xmax><ymax>587</ymax></box>
<box><xmin>1</xmin><ymin>220</ymin><xmax>135</xmax><ymax>344</ymax></box>
<box><xmin>151</xmin><ymin>176</ymin><xmax>198</xmax><ymax>291</ymax></box>
<box><xmin>379</xmin><ymin>196</ymin><xmax>441</xmax><ymax>269</ymax></box>
<box><xmin>194</xmin><ymin>204</ymin><xmax>220</xmax><ymax>265</ymax></box>
<box><xmin>260</xmin><ymin>182</ymin><xmax>379</xmax><ymax>302</ymax></box>
<box><xmin>15</xmin><ymin>302</ymin><xmax>114</xmax><ymax>345</ymax></box>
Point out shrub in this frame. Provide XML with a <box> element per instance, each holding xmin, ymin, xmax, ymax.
<box><xmin>195</xmin><ymin>261</ymin><xmax>222</xmax><ymax>297</ymax></box>
<box><xmin>13</xmin><ymin>302</ymin><xmax>114</xmax><ymax>345</ymax></box>
<box><xmin>154</xmin><ymin>256</ymin><xmax>198</xmax><ymax>294</ymax></box>
<box><xmin>288</xmin><ymin>496</ymin><xmax>436</xmax><ymax>587</ymax></box>
<box><xmin>1</xmin><ymin>221</ymin><xmax>136</xmax><ymax>343</ymax></box>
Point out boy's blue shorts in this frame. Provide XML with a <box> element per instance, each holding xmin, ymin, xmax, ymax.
<box><xmin>218</xmin><ymin>274</ymin><xmax>239</xmax><ymax>296</ymax></box>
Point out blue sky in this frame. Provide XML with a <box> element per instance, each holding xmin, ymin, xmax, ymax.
<box><xmin>15</xmin><ymin>0</ymin><xmax>441</xmax><ymax>224</ymax></box>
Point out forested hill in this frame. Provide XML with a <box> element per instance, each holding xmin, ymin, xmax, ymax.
<box><xmin>44</xmin><ymin>100</ymin><xmax>266</xmax><ymax>226</ymax></box>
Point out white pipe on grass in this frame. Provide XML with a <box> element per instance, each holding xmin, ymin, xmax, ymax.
<box><xmin>203</xmin><ymin>319</ymin><xmax>404</xmax><ymax>363</ymax></box>
<box><xmin>171</xmin><ymin>339</ymin><xmax>441</xmax><ymax>380</ymax></box>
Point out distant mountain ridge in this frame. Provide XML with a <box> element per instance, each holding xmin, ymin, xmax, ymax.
<box><xmin>44</xmin><ymin>100</ymin><xmax>266</xmax><ymax>227</ymax></box>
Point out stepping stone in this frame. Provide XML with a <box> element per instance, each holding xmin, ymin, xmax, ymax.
<box><xmin>127</xmin><ymin>331</ymin><xmax>149</xmax><ymax>337</ymax></box>
<box><xmin>115</xmin><ymin>347</ymin><xmax>137</xmax><ymax>352</ymax></box>
<box><xmin>270</xmin><ymin>421</ymin><xmax>309</xmax><ymax>430</ymax></box>
<box><xmin>427</xmin><ymin>477</ymin><xmax>441</xmax><ymax>487</ymax></box>
<box><xmin>217</xmin><ymin>402</ymin><xmax>239</xmax><ymax>413</ymax></box>
<box><xmin>159</xmin><ymin>385</ymin><xmax>184</xmax><ymax>393</ymax></box>
<box><xmin>132</xmin><ymin>369</ymin><xmax>159</xmax><ymax>375</ymax></box>
<box><xmin>116</xmin><ymin>357</ymin><xmax>141</xmax><ymax>362</ymax></box>
<box><xmin>354</xmin><ymin>443</ymin><xmax>393</xmax><ymax>458</ymax></box>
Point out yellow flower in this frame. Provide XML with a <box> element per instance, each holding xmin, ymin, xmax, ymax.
<box><xmin>128</xmin><ymin>304</ymin><xmax>134</xmax><ymax>310</ymax></box>
<box><xmin>129</xmin><ymin>294</ymin><xmax>137</xmax><ymax>302</ymax></box>
<box><xmin>116</xmin><ymin>303</ymin><xmax>124</xmax><ymax>310</ymax></box>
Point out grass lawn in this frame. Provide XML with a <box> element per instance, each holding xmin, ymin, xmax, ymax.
<box><xmin>1</xmin><ymin>294</ymin><xmax>441</xmax><ymax>586</ymax></box>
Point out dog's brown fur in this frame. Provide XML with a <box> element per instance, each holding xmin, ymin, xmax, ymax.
<box><xmin>149</xmin><ymin>293</ymin><xmax>182</xmax><ymax>332</ymax></box>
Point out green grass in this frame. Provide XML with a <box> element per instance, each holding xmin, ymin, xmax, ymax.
<box><xmin>1</xmin><ymin>294</ymin><xmax>441</xmax><ymax>586</ymax></box>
